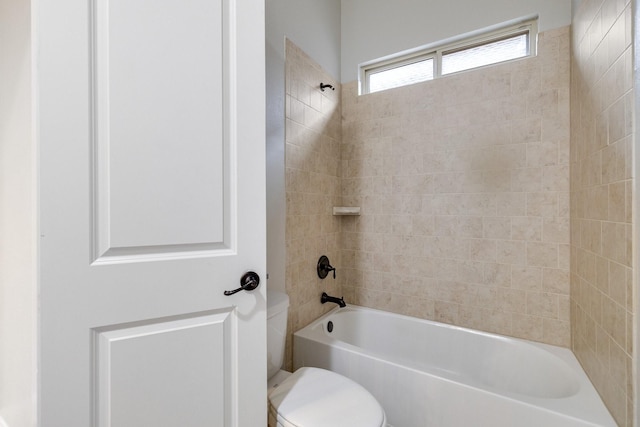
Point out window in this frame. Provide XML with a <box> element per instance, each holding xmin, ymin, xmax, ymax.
<box><xmin>441</xmin><ymin>32</ymin><xmax>529</xmax><ymax>75</ymax></box>
<box><xmin>369</xmin><ymin>57</ymin><xmax>435</xmax><ymax>93</ymax></box>
<box><xmin>360</xmin><ymin>17</ymin><xmax>537</xmax><ymax>95</ymax></box>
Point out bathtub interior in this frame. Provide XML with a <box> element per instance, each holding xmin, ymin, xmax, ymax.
<box><xmin>310</xmin><ymin>307</ymin><xmax>580</xmax><ymax>398</ymax></box>
<box><xmin>294</xmin><ymin>305</ymin><xmax>617</xmax><ymax>427</ymax></box>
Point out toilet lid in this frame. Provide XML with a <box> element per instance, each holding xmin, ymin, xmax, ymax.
<box><xmin>268</xmin><ymin>367</ymin><xmax>385</xmax><ymax>427</ymax></box>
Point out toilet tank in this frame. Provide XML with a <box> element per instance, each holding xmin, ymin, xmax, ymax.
<box><xmin>267</xmin><ymin>290</ymin><xmax>289</xmax><ymax>379</ymax></box>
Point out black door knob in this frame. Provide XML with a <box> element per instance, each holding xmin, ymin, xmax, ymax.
<box><xmin>224</xmin><ymin>271</ymin><xmax>260</xmax><ymax>296</ymax></box>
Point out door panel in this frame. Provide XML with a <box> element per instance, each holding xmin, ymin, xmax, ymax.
<box><xmin>93</xmin><ymin>0</ymin><xmax>229</xmax><ymax>260</ymax></box>
<box><xmin>95</xmin><ymin>310</ymin><xmax>232</xmax><ymax>427</ymax></box>
<box><xmin>37</xmin><ymin>0</ymin><xmax>266</xmax><ymax>425</ymax></box>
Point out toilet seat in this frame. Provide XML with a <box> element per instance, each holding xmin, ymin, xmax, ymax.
<box><xmin>268</xmin><ymin>367</ymin><xmax>386</xmax><ymax>427</ymax></box>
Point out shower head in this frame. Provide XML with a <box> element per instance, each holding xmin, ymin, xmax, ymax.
<box><xmin>320</xmin><ymin>83</ymin><xmax>335</xmax><ymax>92</ymax></box>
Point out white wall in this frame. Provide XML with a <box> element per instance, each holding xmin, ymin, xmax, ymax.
<box><xmin>265</xmin><ymin>0</ymin><xmax>341</xmax><ymax>293</ymax></box>
<box><xmin>267</xmin><ymin>0</ymin><xmax>341</xmax><ymax>81</ymax></box>
<box><xmin>341</xmin><ymin>0</ymin><xmax>572</xmax><ymax>82</ymax></box>
<box><xmin>0</xmin><ymin>0</ymin><xmax>37</xmax><ymax>425</ymax></box>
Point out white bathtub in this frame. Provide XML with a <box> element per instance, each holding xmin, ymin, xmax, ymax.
<box><xmin>293</xmin><ymin>306</ymin><xmax>616</xmax><ymax>427</ymax></box>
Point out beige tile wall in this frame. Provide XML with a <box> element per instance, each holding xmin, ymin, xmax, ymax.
<box><xmin>285</xmin><ymin>22</ymin><xmax>634</xmax><ymax>424</ymax></box>
<box><xmin>284</xmin><ymin>39</ymin><xmax>343</xmax><ymax>370</ymax></box>
<box><xmin>340</xmin><ymin>27</ymin><xmax>572</xmax><ymax>347</ymax></box>
<box><xmin>570</xmin><ymin>0</ymin><xmax>633</xmax><ymax>425</ymax></box>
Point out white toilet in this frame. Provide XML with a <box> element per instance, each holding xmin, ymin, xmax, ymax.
<box><xmin>267</xmin><ymin>290</ymin><xmax>387</xmax><ymax>427</ymax></box>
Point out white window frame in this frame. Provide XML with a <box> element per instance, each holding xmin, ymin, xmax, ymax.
<box><xmin>359</xmin><ymin>16</ymin><xmax>538</xmax><ymax>95</ymax></box>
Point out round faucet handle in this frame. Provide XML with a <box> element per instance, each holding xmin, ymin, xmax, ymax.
<box><xmin>317</xmin><ymin>255</ymin><xmax>336</xmax><ymax>279</ymax></box>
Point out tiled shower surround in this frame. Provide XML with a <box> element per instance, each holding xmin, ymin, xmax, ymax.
<box><xmin>341</xmin><ymin>26</ymin><xmax>571</xmax><ymax>347</ymax></box>
<box><xmin>284</xmin><ymin>40</ymin><xmax>343</xmax><ymax>370</ymax></box>
<box><xmin>571</xmin><ymin>0</ymin><xmax>633</xmax><ymax>425</ymax></box>
<box><xmin>286</xmin><ymin>20</ymin><xmax>633</xmax><ymax>423</ymax></box>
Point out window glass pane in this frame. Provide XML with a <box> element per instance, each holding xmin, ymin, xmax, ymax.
<box><xmin>442</xmin><ymin>33</ymin><xmax>528</xmax><ymax>75</ymax></box>
<box><xmin>369</xmin><ymin>58</ymin><xmax>434</xmax><ymax>93</ymax></box>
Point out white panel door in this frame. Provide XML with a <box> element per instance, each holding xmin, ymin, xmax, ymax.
<box><xmin>36</xmin><ymin>0</ymin><xmax>266</xmax><ymax>425</ymax></box>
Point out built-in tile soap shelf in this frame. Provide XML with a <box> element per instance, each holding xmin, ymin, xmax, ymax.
<box><xmin>333</xmin><ymin>207</ymin><xmax>361</xmax><ymax>216</ymax></box>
